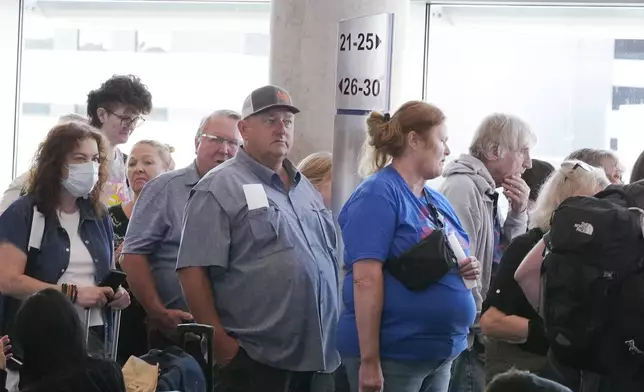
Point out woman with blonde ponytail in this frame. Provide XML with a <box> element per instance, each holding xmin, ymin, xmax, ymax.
<box><xmin>337</xmin><ymin>101</ymin><xmax>481</xmax><ymax>392</ymax></box>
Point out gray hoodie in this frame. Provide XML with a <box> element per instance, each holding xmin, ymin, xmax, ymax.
<box><xmin>439</xmin><ymin>154</ymin><xmax>528</xmax><ymax>311</ymax></box>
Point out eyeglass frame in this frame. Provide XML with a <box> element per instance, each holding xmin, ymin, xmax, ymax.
<box><xmin>562</xmin><ymin>160</ymin><xmax>593</xmax><ymax>182</ymax></box>
<box><xmin>107</xmin><ymin>110</ymin><xmax>146</xmax><ymax>128</ymax></box>
<box><xmin>199</xmin><ymin>133</ymin><xmax>243</xmax><ymax>149</ymax></box>
<box><xmin>563</xmin><ymin>161</ymin><xmax>593</xmax><ymax>172</ymax></box>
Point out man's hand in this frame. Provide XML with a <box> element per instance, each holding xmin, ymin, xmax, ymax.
<box><xmin>502</xmin><ymin>174</ymin><xmax>530</xmax><ymax>214</ymax></box>
<box><xmin>214</xmin><ymin>333</ymin><xmax>240</xmax><ymax>366</ymax></box>
<box><xmin>149</xmin><ymin>308</ymin><xmax>193</xmax><ymax>336</ymax></box>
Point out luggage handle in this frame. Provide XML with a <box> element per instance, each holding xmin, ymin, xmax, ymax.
<box><xmin>83</xmin><ymin>307</ymin><xmax>122</xmax><ymax>362</ymax></box>
<box><xmin>178</xmin><ymin>323</ymin><xmax>215</xmax><ymax>392</ymax></box>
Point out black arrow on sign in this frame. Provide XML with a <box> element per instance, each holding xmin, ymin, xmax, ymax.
<box><xmin>338</xmin><ymin>80</ymin><xmax>343</xmax><ymax>93</ymax></box>
<box><xmin>376</xmin><ymin>35</ymin><xmax>381</xmax><ymax>49</ymax></box>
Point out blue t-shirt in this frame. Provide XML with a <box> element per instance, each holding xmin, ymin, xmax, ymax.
<box><xmin>336</xmin><ymin>165</ymin><xmax>477</xmax><ymax>362</ymax></box>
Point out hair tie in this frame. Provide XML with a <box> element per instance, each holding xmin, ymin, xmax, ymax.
<box><xmin>383</xmin><ymin>113</ymin><xmax>391</xmax><ymax>122</ymax></box>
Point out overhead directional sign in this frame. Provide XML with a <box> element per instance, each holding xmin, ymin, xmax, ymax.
<box><xmin>335</xmin><ymin>13</ymin><xmax>394</xmax><ymax>113</ymax></box>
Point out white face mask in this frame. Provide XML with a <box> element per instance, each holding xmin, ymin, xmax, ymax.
<box><xmin>62</xmin><ymin>161</ymin><xmax>99</xmax><ymax>198</ymax></box>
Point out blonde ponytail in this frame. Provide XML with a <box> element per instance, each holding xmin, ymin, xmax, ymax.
<box><xmin>359</xmin><ymin>111</ymin><xmax>405</xmax><ymax>177</ymax></box>
<box><xmin>358</xmin><ymin>101</ymin><xmax>445</xmax><ymax>178</ymax></box>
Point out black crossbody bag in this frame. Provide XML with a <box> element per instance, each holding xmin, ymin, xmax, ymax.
<box><xmin>385</xmin><ymin>194</ymin><xmax>458</xmax><ymax>291</ymax></box>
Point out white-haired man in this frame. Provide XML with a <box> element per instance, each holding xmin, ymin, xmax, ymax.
<box><xmin>439</xmin><ymin>113</ymin><xmax>536</xmax><ymax>392</ymax></box>
<box><xmin>121</xmin><ymin>110</ymin><xmax>242</xmax><ymax>349</ymax></box>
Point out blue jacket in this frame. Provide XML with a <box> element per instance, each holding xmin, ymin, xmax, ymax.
<box><xmin>0</xmin><ymin>195</ymin><xmax>114</xmax><ymax>338</ymax></box>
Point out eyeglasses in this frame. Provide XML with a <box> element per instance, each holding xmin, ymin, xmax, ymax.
<box><xmin>563</xmin><ymin>161</ymin><xmax>592</xmax><ymax>172</ymax></box>
<box><xmin>108</xmin><ymin>111</ymin><xmax>145</xmax><ymax>128</ymax></box>
<box><xmin>562</xmin><ymin>161</ymin><xmax>592</xmax><ymax>182</ymax></box>
<box><xmin>200</xmin><ymin>134</ymin><xmax>242</xmax><ymax>150</ymax></box>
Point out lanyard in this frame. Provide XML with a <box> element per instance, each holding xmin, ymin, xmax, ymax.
<box><xmin>422</xmin><ymin>191</ymin><xmax>445</xmax><ymax>229</ymax></box>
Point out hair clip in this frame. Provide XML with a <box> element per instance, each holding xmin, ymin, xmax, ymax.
<box><xmin>383</xmin><ymin>113</ymin><xmax>391</xmax><ymax>121</ymax></box>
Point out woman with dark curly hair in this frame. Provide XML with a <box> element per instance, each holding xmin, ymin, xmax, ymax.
<box><xmin>0</xmin><ymin>121</ymin><xmax>130</xmax><ymax>360</ymax></box>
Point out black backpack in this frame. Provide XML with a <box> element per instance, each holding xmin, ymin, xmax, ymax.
<box><xmin>542</xmin><ymin>185</ymin><xmax>644</xmax><ymax>377</ymax></box>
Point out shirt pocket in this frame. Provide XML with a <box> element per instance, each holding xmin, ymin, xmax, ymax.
<box><xmin>247</xmin><ymin>206</ymin><xmax>293</xmax><ymax>259</ymax></box>
<box><xmin>311</xmin><ymin>208</ymin><xmax>338</xmax><ymax>255</ymax></box>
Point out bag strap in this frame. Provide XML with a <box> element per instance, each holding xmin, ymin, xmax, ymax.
<box><xmin>422</xmin><ymin>191</ymin><xmax>444</xmax><ymax>229</ymax></box>
<box><xmin>28</xmin><ymin>205</ymin><xmax>45</xmax><ymax>251</ymax></box>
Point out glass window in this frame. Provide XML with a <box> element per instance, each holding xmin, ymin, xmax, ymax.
<box><xmin>17</xmin><ymin>0</ymin><xmax>270</xmax><ymax>174</ymax></box>
<box><xmin>425</xmin><ymin>5</ymin><xmax>644</xmax><ymax>182</ymax></box>
<box><xmin>136</xmin><ymin>30</ymin><xmax>172</xmax><ymax>53</ymax></box>
<box><xmin>78</xmin><ymin>29</ymin><xmax>108</xmax><ymax>51</ymax></box>
<box><xmin>244</xmin><ymin>33</ymin><xmax>270</xmax><ymax>56</ymax></box>
<box><xmin>22</xmin><ymin>103</ymin><xmax>51</xmax><ymax>117</ymax></box>
<box><xmin>148</xmin><ymin>108</ymin><xmax>169</xmax><ymax>122</ymax></box>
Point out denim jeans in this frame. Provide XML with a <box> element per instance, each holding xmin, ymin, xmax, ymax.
<box><xmin>448</xmin><ymin>336</ymin><xmax>486</xmax><ymax>392</ymax></box>
<box><xmin>342</xmin><ymin>356</ymin><xmax>454</xmax><ymax>392</ymax></box>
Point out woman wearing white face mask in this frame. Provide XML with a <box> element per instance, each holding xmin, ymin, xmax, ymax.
<box><xmin>0</xmin><ymin>121</ymin><xmax>130</xmax><ymax>360</ymax></box>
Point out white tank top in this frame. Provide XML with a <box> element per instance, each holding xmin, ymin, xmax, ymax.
<box><xmin>56</xmin><ymin>210</ymin><xmax>103</xmax><ymax>327</ymax></box>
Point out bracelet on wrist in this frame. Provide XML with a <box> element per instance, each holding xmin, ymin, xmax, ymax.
<box><xmin>71</xmin><ymin>285</ymin><xmax>78</xmax><ymax>304</ymax></box>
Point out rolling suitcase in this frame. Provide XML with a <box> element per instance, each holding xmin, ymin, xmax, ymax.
<box><xmin>140</xmin><ymin>323</ymin><xmax>215</xmax><ymax>392</ymax></box>
<box><xmin>178</xmin><ymin>323</ymin><xmax>215</xmax><ymax>392</ymax></box>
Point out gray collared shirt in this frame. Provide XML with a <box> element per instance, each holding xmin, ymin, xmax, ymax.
<box><xmin>122</xmin><ymin>161</ymin><xmax>201</xmax><ymax>311</ymax></box>
<box><xmin>177</xmin><ymin>148</ymin><xmax>340</xmax><ymax>372</ymax></box>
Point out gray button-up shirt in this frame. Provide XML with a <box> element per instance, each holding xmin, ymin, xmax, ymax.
<box><xmin>122</xmin><ymin>161</ymin><xmax>200</xmax><ymax>312</ymax></box>
<box><xmin>176</xmin><ymin>148</ymin><xmax>340</xmax><ymax>372</ymax></box>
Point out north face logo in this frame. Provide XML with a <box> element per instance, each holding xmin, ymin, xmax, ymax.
<box><xmin>574</xmin><ymin>222</ymin><xmax>594</xmax><ymax>236</ymax></box>
<box><xmin>626</xmin><ymin>339</ymin><xmax>644</xmax><ymax>355</ymax></box>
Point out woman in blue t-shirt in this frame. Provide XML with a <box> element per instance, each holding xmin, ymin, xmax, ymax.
<box><xmin>337</xmin><ymin>101</ymin><xmax>480</xmax><ymax>392</ymax></box>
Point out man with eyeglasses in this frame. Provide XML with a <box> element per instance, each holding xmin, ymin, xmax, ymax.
<box><xmin>177</xmin><ymin>86</ymin><xmax>340</xmax><ymax>391</ymax></box>
<box><xmin>120</xmin><ymin>110</ymin><xmax>242</xmax><ymax>352</ymax></box>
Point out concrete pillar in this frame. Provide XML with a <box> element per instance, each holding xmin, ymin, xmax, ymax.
<box><xmin>269</xmin><ymin>0</ymin><xmax>410</xmax><ymax>164</ymax></box>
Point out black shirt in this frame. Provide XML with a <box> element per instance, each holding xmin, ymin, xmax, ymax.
<box><xmin>483</xmin><ymin>227</ymin><xmax>548</xmax><ymax>355</ymax></box>
<box><xmin>108</xmin><ymin>204</ymin><xmax>128</xmax><ymax>251</ymax></box>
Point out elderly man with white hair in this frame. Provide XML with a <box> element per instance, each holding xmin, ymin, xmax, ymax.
<box><xmin>439</xmin><ymin>113</ymin><xmax>536</xmax><ymax>392</ymax></box>
<box><xmin>120</xmin><ymin>110</ymin><xmax>242</xmax><ymax>351</ymax></box>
